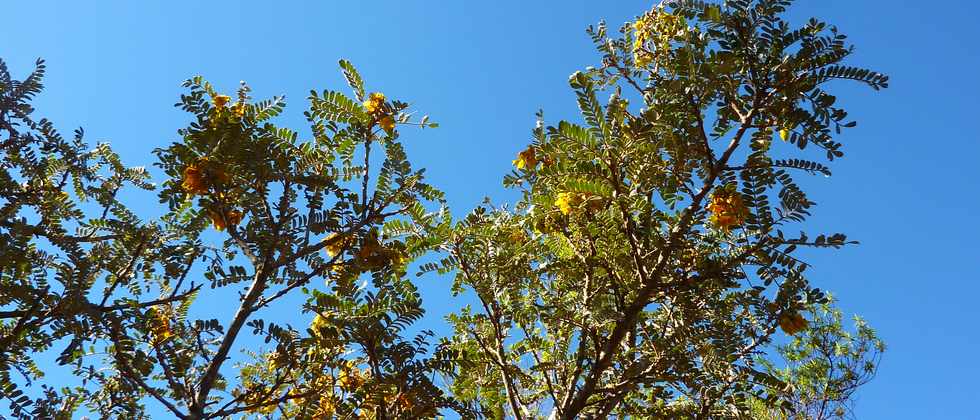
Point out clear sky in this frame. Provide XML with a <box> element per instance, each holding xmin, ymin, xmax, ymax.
<box><xmin>2</xmin><ymin>1</ymin><xmax>978</xmax><ymax>418</ymax></box>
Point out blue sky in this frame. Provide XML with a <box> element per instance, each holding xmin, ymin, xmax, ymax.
<box><xmin>2</xmin><ymin>0</ymin><xmax>978</xmax><ymax>418</ymax></box>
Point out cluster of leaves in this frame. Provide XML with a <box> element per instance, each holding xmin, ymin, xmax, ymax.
<box><xmin>750</xmin><ymin>298</ymin><xmax>884</xmax><ymax>419</ymax></box>
<box><xmin>438</xmin><ymin>0</ymin><xmax>887</xmax><ymax>418</ymax></box>
<box><xmin>0</xmin><ymin>57</ymin><xmax>191</xmax><ymax>419</ymax></box>
<box><xmin>119</xmin><ymin>60</ymin><xmax>452</xmax><ymax>419</ymax></box>
<box><xmin>0</xmin><ymin>57</ymin><xmax>455</xmax><ymax>419</ymax></box>
<box><xmin>0</xmin><ymin>1</ymin><xmax>890</xmax><ymax>419</ymax></box>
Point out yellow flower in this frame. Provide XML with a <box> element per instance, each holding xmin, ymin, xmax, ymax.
<box><xmin>379</xmin><ymin>115</ymin><xmax>396</xmax><ymax>132</ymax></box>
<box><xmin>707</xmin><ymin>188</ymin><xmax>748</xmax><ymax>232</ymax></box>
<box><xmin>231</xmin><ymin>102</ymin><xmax>246</xmax><ymax>118</ymax></box>
<box><xmin>314</xmin><ymin>396</ymin><xmax>336</xmax><ymax>419</ymax></box>
<box><xmin>633</xmin><ymin>18</ymin><xmax>647</xmax><ymax>33</ymax></box>
<box><xmin>310</xmin><ymin>313</ymin><xmax>339</xmax><ymax>342</ymax></box>
<box><xmin>657</xmin><ymin>13</ymin><xmax>686</xmax><ymax>38</ymax></box>
<box><xmin>634</xmin><ymin>51</ymin><xmax>653</xmax><ymax>68</ymax></box>
<box><xmin>512</xmin><ymin>146</ymin><xmax>537</xmax><ymax>170</ymax></box>
<box><xmin>213</xmin><ymin>94</ymin><xmax>231</xmax><ymax>109</ymax></box>
<box><xmin>210</xmin><ymin>209</ymin><xmax>243</xmax><ymax>231</ymax></box>
<box><xmin>323</xmin><ymin>233</ymin><xmax>350</xmax><ymax>257</ymax></box>
<box><xmin>267</xmin><ymin>351</ymin><xmax>292</xmax><ymax>371</ymax></box>
<box><xmin>555</xmin><ymin>193</ymin><xmax>573</xmax><ymax>215</ymax></box>
<box><xmin>363</xmin><ymin>92</ymin><xmax>385</xmax><ymax>114</ymax></box>
<box><xmin>779</xmin><ymin>128</ymin><xmax>789</xmax><ymax>141</ymax></box>
<box><xmin>778</xmin><ymin>312</ymin><xmax>808</xmax><ymax>335</ymax></box>
<box><xmin>338</xmin><ymin>363</ymin><xmax>366</xmax><ymax>390</ymax></box>
<box><xmin>631</xmin><ymin>10</ymin><xmax>688</xmax><ymax>67</ymax></box>
<box><xmin>555</xmin><ymin>192</ymin><xmax>582</xmax><ymax>215</ymax></box>
<box><xmin>147</xmin><ymin>308</ymin><xmax>173</xmax><ymax>345</ymax></box>
<box><xmin>244</xmin><ymin>399</ymin><xmax>276</xmax><ymax>415</ymax></box>
<box><xmin>357</xmin><ymin>235</ymin><xmax>395</xmax><ymax>270</ymax></box>
<box><xmin>555</xmin><ymin>192</ymin><xmax>598</xmax><ymax>215</ymax></box>
<box><xmin>181</xmin><ymin>159</ymin><xmax>230</xmax><ymax>195</ymax></box>
<box><xmin>182</xmin><ymin>164</ymin><xmax>209</xmax><ymax>195</ymax></box>
<box><xmin>311</xmin><ymin>313</ymin><xmax>330</xmax><ymax>331</ymax></box>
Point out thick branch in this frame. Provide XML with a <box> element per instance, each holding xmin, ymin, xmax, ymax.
<box><xmin>560</xmin><ymin>109</ymin><xmax>756</xmax><ymax>419</ymax></box>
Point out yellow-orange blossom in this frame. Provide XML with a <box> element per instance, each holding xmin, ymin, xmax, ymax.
<box><xmin>209</xmin><ymin>209</ymin><xmax>243</xmax><ymax>231</ymax></box>
<box><xmin>779</xmin><ymin>312</ymin><xmax>808</xmax><ymax>335</ymax></box>
<box><xmin>213</xmin><ymin>94</ymin><xmax>231</xmax><ymax>109</ymax></box>
<box><xmin>363</xmin><ymin>92</ymin><xmax>385</xmax><ymax>114</ymax></box>
<box><xmin>707</xmin><ymin>188</ymin><xmax>748</xmax><ymax>231</ymax></box>
<box><xmin>512</xmin><ymin>146</ymin><xmax>537</xmax><ymax>170</ymax></box>
<box><xmin>181</xmin><ymin>164</ymin><xmax>209</xmax><ymax>195</ymax></box>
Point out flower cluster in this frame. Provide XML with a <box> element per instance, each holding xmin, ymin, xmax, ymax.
<box><xmin>310</xmin><ymin>312</ymin><xmax>332</xmax><ymax>334</ymax></box>
<box><xmin>513</xmin><ymin>146</ymin><xmax>537</xmax><ymax>171</ymax></box>
<box><xmin>181</xmin><ymin>158</ymin><xmax>229</xmax><ymax>196</ymax></box>
<box><xmin>231</xmin><ymin>102</ymin><xmax>245</xmax><ymax>118</ymax></box>
<box><xmin>363</xmin><ymin>92</ymin><xmax>385</xmax><ymax>114</ymax></box>
<box><xmin>212</xmin><ymin>94</ymin><xmax>231</xmax><ymax>109</ymax></box>
<box><xmin>631</xmin><ymin>10</ymin><xmax>688</xmax><ymax>68</ymax></box>
<box><xmin>707</xmin><ymin>186</ymin><xmax>748</xmax><ymax>232</ymax></box>
<box><xmin>147</xmin><ymin>307</ymin><xmax>173</xmax><ymax>345</ymax></box>
<box><xmin>322</xmin><ymin>232</ymin><xmax>353</xmax><ymax>258</ymax></box>
<box><xmin>337</xmin><ymin>360</ymin><xmax>368</xmax><ymax>391</ymax></box>
<box><xmin>778</xmin><ymin>311</ymin><xmax>809</xmax><ymax>335</ymax></box>
<box><xmin>208</xmin><ymin>209</ymin><xmax>243</xmax><ymax>231</ymax></box>
<box><xmin>357</xmin><ymin>233</ymin><xmax>406</xmax><ymax>271</ymax></box>
<box><xmin>241</xmin><ymin>390</ymin><xmax>277</xmax><ymax>415</ymax></box>
<box><xmin>181</xmin><ymin>164</ymin><xmax>209</xmax><ymax>195</ymax></box>
<box><xmin>180</xmin><ymin>158</ymin><xmax>247</xmax><ymax>230</ymax></box>
<box><xmin>555</xmin><ymin>192</ymin><xmax>582</xmax><ymax>215</ymax></box>
<box><xmin>321</xmin><ymin>231</ymin><xmax>406</xmax><ymax>273</ymax></box>
<box><xmin>212</xmin><ymin>92</ymin><xmax>248</xmax><ymax>119</ymax></box>
<box><xmin>555</xmin><ymin>191</ymin><xmax>605</xmax><ymax>216</ymax></box>
<box><xmin>363</xmin><ymin>92</ymin><xmax>396</xmax><ymax>133</ymax></box>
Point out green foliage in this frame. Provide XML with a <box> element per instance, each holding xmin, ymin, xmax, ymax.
<box><xmin>0</xmin><ymin>57</ymin><xmax>454</xmax><ymax>419</ymax></box>
<box><xmin>750</xmin><ymin>298</ymin><xmax>884</xmax><ymax>419</ymax></box>
<box><xmin>0</xmin><ymin>57</ymin><xmax>174</xmax><ymax>419</ymax></box>
<box><xmin>0</xmin><ymin>1</ymin><xmax>890</xmax><ymax>419</ymax></box>
<box><xmin>443</xmin><ymin>1</ymin><xmax>886</xmax><ymax>418</ymax></box>
<box><xmin>133</xmin><ymin>60</ymin><xmax>451</xmax><ymax>419</ymax></box>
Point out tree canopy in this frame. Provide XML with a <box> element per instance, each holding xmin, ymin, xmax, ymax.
<box><xmin>0</xmin><ymin>1</ymin><xmax>887</xmax><ymax>419</ymax></box>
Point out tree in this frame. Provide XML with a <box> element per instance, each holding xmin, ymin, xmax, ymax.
<box><xmin>440</xmin><ymin>0</ymin><xmax>887</xmax><ymax>418</ymax></box>
<box><xmin>139</xmin><ymin>67</ymin><xmax>451</xmax><ymax>420</ymax></box>
<box><xmin>1</xmin><ymin>58</ymin><xmax>453</xmax><ymax>419</ymax></box>
<box><xmin>0</xmin><ymin>57</ymin><xmax>177</xmax><ymax>418</ymax></box>
<box><xmin>749</xmin><ymin>298</ymin><xmax>885</xmax><ymax>420</ymax></box>
<box><xmin>0</xmin><ymin>0</ymin><xmax>890</xmax><ymax>419</ymax></box>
